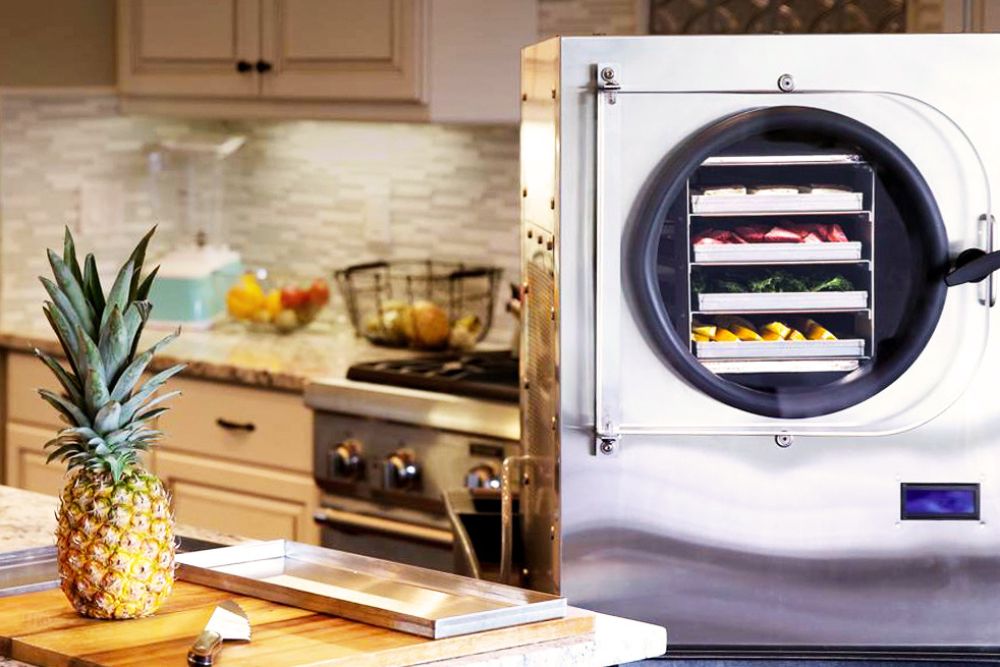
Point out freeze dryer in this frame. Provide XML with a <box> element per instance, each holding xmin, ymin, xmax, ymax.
<box><xmin>516</xmin><ymin>35</ymin><xmax>1000</xmax><ymax>655</ymax></box>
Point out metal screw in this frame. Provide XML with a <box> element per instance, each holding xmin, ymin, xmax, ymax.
<box><xmin>527</xmin><ymin>229</ymin><xmax>533</xmax><ymax>239</ymax></box>
<box><xmin>549</xmin><ymin>197</ymin><xmax>555</xmax><ymax>210</ymax></box>
<box><xmin>551</xmin><ymin>88</ymin><xmax>556</xmax><ymax>99</ymax></box>
<box><xmin>777</xmin><ymin>73</ymin><xmax>795</xmax><ymax>93</ymax></box>
<box><xmin>521</xmin><ymin>92</ymin><xmax>527</xmax><ymax>102</ymax></box>
<box><xmin>775</xmin><ymin>434</ymin><xmax>793</xmax><ymax>448</ymax></box>
<box><xmin>599</xmin><ymin>439</ymin><xmax>617</xmax><ymax>455</ymax></box>
<box><xmin>600</xmin><ymin>66</ymin><xmax>616</xmax><ymax>82</ymax></box>
<box><xmin>522</xmin><ymin>188</ymin><xmax>527</xmax><ymax>198</ymax></box>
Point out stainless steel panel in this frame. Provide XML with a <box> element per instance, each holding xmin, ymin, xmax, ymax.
<box><xmin>177</xmin><ymin>541</ymin><xmax>566</xmax><ymax>639</ymax></box>
<box><xmin>521</xmin><ymin>34</ymin><xmax>1000</xmax><ymax>648</ymax></box>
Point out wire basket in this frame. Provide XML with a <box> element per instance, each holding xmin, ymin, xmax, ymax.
<box><xmin>335</xmin><ymin>260</ymin><xmax>503</xmax><ymax>350</ymax></box>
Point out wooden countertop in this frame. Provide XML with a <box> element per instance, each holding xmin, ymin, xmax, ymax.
<box><xmin>0</xmin><ymin>486</ymin><xmax>667</xmax><ymax>666</ymax></box>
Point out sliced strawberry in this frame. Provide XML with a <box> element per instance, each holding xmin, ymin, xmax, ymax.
<box><xmin>827</xmin><ymin>224</ymin><xmax>849</xmax><ymax>242</ymax></box>
<box><xmin>764</xmin><ymin>226</ymin><xmax>802</xmax><ymax>243</ymax></box>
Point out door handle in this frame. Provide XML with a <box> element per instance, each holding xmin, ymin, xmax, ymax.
<box><xmin>215</xmin><ymin>418</ymin><xmax>256</xmax><ymax>432</ymax></box>
<box><xmin>945</xmin><ymin>248</ymin><xmax>1000</xmax><ymax>286</ymax></box>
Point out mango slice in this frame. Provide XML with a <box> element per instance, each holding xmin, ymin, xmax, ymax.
<box><xmin>713</xmin><ymin>327</ymin><xmax>739</xmax><ymax>342</ymax></box>
<box><xmin>786</xmin><ymin>329</ymin><xmax>806</xmax><ymax>341</ymax></box>
<box><xmin>692</xmin><ymin>325</ymin><xmax>717</xmax><ymax>339</ymax></box>
<box><xmin>732</xmin><ymin>325</ymin><xmax>762</xmax><ymax>341</ymax></box>
<box><xmin>761</xmin><ymin>321</ymin><xmax>792</xmax><ymax>339</ymax></box>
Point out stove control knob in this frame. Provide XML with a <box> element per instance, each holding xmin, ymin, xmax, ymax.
<box><xmin>465</xmin><ymin>463</ymin><xmax>501</xmax><ymax>490</ymax></box>
<box><xmin>330</xmin><ymin>439</ymin><xmax>364</xmax><ymax>481</ymax></box>
<box><xmin>383</xmin><ymin>449</ymin><xmax>420</xmax><ymax>491</ymax></box>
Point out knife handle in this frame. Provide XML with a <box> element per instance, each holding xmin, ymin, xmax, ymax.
<box><xmin>187</xmin><ymin>629</ymin><xmax>223</xmax><ymax>666</ymax></box>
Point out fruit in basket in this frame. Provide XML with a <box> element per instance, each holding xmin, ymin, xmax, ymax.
<box><xmin>226</xmin><ymin>273</ymin><xmax>266</xmax><ymax>319</ymax></box>
<box><xmin>274</xmin><ymin>308</ymin><xmax>300</xmax><ymax>333</ymax></box>
<box><xmin>37</xmin><ymin>227</ymin><xmax>180</xmax><ymax>619</ymax></box>
<box><xmin>280</xmin><ymin>285</ymin><xmax>308</xmax><ymax>310</ymax></box>
<box><xmin>411</xmin><ymin>300</ymin><xmax>450</xmax><ymax>348</ymax></box>
<box><xmin>308</xmin><ymin>279</ymin><xmax>330</xmax><ymax>308</ymax></box>
<box><xmin>450</xmin><ymin>314</ymin><xmax>483</xmax><ymax>350</ymax></box>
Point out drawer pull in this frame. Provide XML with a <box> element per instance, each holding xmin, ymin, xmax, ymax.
<box><xmin>215</xmin><ymin>418</ymin><xmax>256</xmax><ymax>432</ymax></box>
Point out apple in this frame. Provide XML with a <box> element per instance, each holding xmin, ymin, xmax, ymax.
<box><xmin>280</xmin><ymin>285</ymin><xmax>308</xmax><ymax>309</ymax></box>
<box><xmin>308</xmin><ymin>279</ymin><xmax>330</xmax><ymax>307</ymax></box>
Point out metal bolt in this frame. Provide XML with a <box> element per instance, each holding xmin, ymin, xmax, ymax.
<box><xmin>549</xmin><ymin>197</ymin><xmax>555</xmax><ymax>210</ymax></box>
<box><xmin>551</xmin><ymin>88</ymin><xmax>556</xmax><ymax>99</ymax></box>
<box><xmin>527</xmin><ymin>229</ymin><xmax>533</xmax><ymax>239</ymax></box>
<box><xmin>777</xmin><ymin>73</ymin><xmax>795</xmax><ymax>92</ymax></box>
<box><xmin>522</xmin><ymin>188</ymin><xmax>527</xmax><ymax>198</ymax></box>
<box><xmin>775</xmin><ymin>434</ymin><xmax>793</xmax><ymax>448</ymax></box>
<box><xmin>599</xmin><ymin>439</ymin><xmax>617</xmax><ymax>455</ymax></box>
<box><xmin>521</xmin><ymin>92</ymin><xmax>527</xmax><ymax>102</ymax></box>
<box><xmin>600</xmin><ymin>66</ymin><xmax>616</xmax><ymax>82</ymax></box>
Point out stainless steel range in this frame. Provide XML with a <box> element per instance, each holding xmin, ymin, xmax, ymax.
<box><xmin>305</xmin><ymin>351</ymin><xmax>520</xmax><ymax>574</ymax></box>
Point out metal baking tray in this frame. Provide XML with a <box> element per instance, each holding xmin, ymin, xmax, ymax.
<box><xmin>702</xmin><ymin>358</ymin><xmax>861</xmax><ymax>374</ymax></box>
<box><xmin>176</xmin><ymin>540</ymin><xmax>566</xmax><ymax>639</ymax></box>
<box><xmin>691</xmin><ymin>192</ymin><xmax>863</xmax><ymax>214</ymax></box>
<box><xmin>693</xmin><ymin>241</ymin><xmax>863</xmax><ymax>264</ymax></box>
<box><xmin>696</xmin><ymin>339</ymin><xmax>866</xmax><ymax>360</ymax></box>
<box><xmin>697</xmin><ymin>290</ymin><xmax>868</xmax><ymax>313</ymax></box>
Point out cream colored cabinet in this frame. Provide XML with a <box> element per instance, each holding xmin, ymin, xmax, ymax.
<box><xmin>259</xmin><ymin>0</ymin><xmax>424</xmax><ymax>102</ymax></box>
<box><xmin>154</xmin><ymin>449</ymin><xmax>319</xmax><ymax>543</ymax></box>
<box><xmin>118</xmin><ymin>0</ymin><xmax>537</xmax><ymax>123</ymax></box>
<box><xmin>118</xmin><ymin>0</ymin><xmax>260</xmax><ymax>97</ymax></box>
<box><xmin>3</xmin><ymin>350</ymin><xmax>319</xmax><ymax>544</ymax></box>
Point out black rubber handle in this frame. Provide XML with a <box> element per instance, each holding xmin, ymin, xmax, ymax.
<box><xmin>255</xmin><ymin>59</ymin><xmax>273</xmax><ymax>73</ymax></box>
<box><xmin>215</xmin><ymin>418</ymin><xmax>256</xmax><ymax>432</ymax></box>
<box><xmin>235</xmin><ymin>59</ymin><xmax>253</xmax><ymax>73</ymax></box>
<box><xmin>945</xmin><ymin>248</ymin><xmax>1000</xmax><ymax>286</ymax></box>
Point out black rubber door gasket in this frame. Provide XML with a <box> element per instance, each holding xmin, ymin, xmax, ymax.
<box><xmin>625</xmin><ymin>106</ymin><xmax>948</xmax><ymax>419</ymax></box>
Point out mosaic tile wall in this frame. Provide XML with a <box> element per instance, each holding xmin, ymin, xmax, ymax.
<box><xmin>0</xmin><ymin>96</ymin><xmax>521</xmax><ymax>341</ymax></box>
<box><xmin>0</xmin><ymin>0</ymin><xmax>636</xmax><ymax>339</ymax></box>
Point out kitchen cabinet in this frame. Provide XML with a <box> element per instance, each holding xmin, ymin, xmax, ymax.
<box><xmin>117</xmin><ymin>0</ymin><xmax>537</xmax><ymax>123</ymax></box>
<box><xmin>2</xmin><ymin>350</ymin><xmax>319</xmax><ymax>543</ymax></box>
<box><xmin>154</xmin><ymin>449</ymin><xmax>319</xmax><ymax>543</ymax></box>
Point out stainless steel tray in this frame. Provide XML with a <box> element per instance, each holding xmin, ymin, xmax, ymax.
<box><xmin>176</xmin><ymin>540</ymin><xmax>566</xmax><ymax>639</ymax></box>
<box><xmin>697</xmin><ymin>290</ymin><xmax>868</xmax><ymax>313</ymax></box>
<box><xmin>693</xmin><ymin>241</ymin><xmax>863</xmax><ymax>264</ymax></box>
<box><xmin>691</xmin><ymin>191</ymin><xmax>864</xmax><ymax>214</ymax></box>
<box><xmin>696</xmin><ymin>339</ymin><xmax>866</xmax><ymax>360</ymax></box>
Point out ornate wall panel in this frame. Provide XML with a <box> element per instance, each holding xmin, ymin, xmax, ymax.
<box><xmin>650</xmin><ymin>0</ymin><xmax>909</xmax><ymax>34</ymax></box>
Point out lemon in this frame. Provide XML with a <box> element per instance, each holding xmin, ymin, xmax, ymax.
<box><xmin>787</xmin><ymin>329</ymin><xmax>806</xmax><ymax>341</ymax></box>
<box><xmin>761</xmin><ymin>321</ymin><xmax>791</xmax><ymax>339</ymax></box>
<box><xmin>732</xmin><ymin>325</ymin><xmax>762</xmax><ymax>341</ymax></box>
<box><xmin>713</xmin><ymin>327</ymin><xmax>739</xmax><ymax>342</ymax></box>
<box><xmin>692</xmin><ymin>333</ymin><xmax>710</xmax><ymax>342</ymax></box>
<box><xmin>692</xmin><ymin>325</ymin><xmax>717</xmax><ymax>339</ymax></box>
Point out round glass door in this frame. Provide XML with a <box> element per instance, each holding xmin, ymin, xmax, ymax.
<box><xmin>626</xmin><ymin>106</ymin><xmax>950</xmax><ymax>418</ymax></box>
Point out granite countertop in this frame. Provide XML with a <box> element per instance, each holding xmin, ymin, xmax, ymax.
<box><xmin>0</xmin><ymin>317</ymin><xmax>419</xmax><ymax>393</ymax></box>
<box><xmin>0</xmin><ymin>485</ymin><xmax>245</xmax><ymax>552</ymax></box>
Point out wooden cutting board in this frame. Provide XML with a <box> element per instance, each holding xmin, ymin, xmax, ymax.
<box><xmin>0</xmin><ymin>582</ymin><xmax>594</xmax><ymax>667</ymax></box>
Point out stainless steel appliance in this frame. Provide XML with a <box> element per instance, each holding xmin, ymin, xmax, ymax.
<box><xmin>306</xmin><ymin>353</ymin><xmax>520</xmax><ymax>575</ymax></box>
<box><xmin>518</xmin><ymin>34</ymin><xmax>1000</xmax><ymax>655</ymax></box>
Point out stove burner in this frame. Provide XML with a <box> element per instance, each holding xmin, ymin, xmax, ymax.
<box><xmin>347</xmin><ymin>350</ymin><xmax>519</xmax><ymax>403</ymax></box>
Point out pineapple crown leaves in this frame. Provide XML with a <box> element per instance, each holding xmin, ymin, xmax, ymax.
<box><xmin>36</xmin><ymin>226</ymin><xmax>185</xmax><ymax>483</ymax></box>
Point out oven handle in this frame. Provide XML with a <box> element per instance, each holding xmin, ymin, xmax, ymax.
<box><xmin>313</xmin><ymin>508</ymin><xmax>453</xmax><ymax>547</ymax></box>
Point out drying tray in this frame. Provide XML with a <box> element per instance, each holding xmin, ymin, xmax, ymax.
<box><xmin>691</xmin><ymin>191</ymin><xmax>864</xmax><ymax>214</ymax></box>
<box><xmin>177</xmin><ymin>540</ymin><xmax>566</xmax><ymax>639</ymax></box>
<box><xmin>697</xmin><ymin>290</ymin><xmax>868</xmax><ymax>313</ymax></box>
<box><xmin>693</xmin><ymin>241</ymin><xmax>863</xmax><ymax>264</ymax></box>
<box><xmin>696</xmin><ymin>339</ymin><xmax>866</xmax><ymax>360</ymax></box>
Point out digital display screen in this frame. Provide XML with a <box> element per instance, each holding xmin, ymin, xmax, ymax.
<box><xmin>901</xmin><ymin>484</ymin><xmax>979</xmax><ymax>520</ymax></box>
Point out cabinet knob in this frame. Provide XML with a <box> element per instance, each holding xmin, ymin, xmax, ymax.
<box><xmin>255</xmin><ymin>60</ymin><xmax>273</xmax><ymax>74</ymax></box>
<box><xmin>464</xmin><ymin>463</ymin><xmax>500</xmax><ymax>490</ymax></box>
<box><xmin>235</xmin><ymin>60</ymin><xmax>253</xmax><ymax>73</ymax></box>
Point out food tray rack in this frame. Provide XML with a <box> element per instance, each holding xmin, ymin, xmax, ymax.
<box><xmin>177</xmin><ymin>540</ymin><xmax>566</xmax><ymax>639</ymax></box>
<box><xmin>691</xmin><ymin>191</ymin><xmax>864</xmax><ymax>214</ymax></box>
<box><xmin>696</xmin><ymin>290</ymin><xmax>869</xmax><ymax>313</ymax></box>
<box><xmin>696</xmin><ymin>339</ymin><xmax>866</xmax><ymax>360</ymax></box>
<box><xmin>692</xmin><ymin>241</ymin><xmax>863</xmax><ymax>264</ymax></box>
<box><xmin>686</xmin><ymin>153</ymin><xmax>875</xmax><ymax>372</ymax></box>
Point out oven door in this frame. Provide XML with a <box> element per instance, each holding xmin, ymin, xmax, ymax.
<box><xmin>601</xmin><ymin>92</ymin><xmax>993</xmax><ymax>436</ymax></box>
<box><xmin>313</xmin><ymin>506</ymin><xmax>455</xmax><ymax>573</ymax></box>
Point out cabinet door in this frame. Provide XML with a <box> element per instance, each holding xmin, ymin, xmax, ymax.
<box><xmin>259</xmin><ymin>0</ymin><xmax>426</xmax><ymax>102</ymax></box>
<box><xmin>155</xmin><ymin>449</ymin><xmax>319</xmax><ymax>543</ymax></box>
<box><xmin>5</xmin><ymin>423</ymin><xmax>66</xmax><ymax>497</ymax></box>
<box><xmin>118</xmin><ymin>0</ymin><xmax>260</xmax><ymax>97</ymax></box>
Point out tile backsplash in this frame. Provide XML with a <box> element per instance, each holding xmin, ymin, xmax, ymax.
<box><xmin>0</xmin><ymin>0</ymin><xmax>636</xmax><ymax>339</ymax></box>
<box><xmin>0</xmin><ymin>95</ymin><xmax>520</xmax><ymax>340</ymax></box>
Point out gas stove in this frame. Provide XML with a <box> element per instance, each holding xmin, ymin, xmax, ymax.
<box><xmin>346</xmin><ymin>350</ymin><xmax>519</xmax><ymax>404</ymax></box>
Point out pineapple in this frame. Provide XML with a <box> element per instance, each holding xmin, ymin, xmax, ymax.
<box><xmin>36</xmin><ymin>227</ymin><xmax>184</xmax><ymax>619</ymax></box>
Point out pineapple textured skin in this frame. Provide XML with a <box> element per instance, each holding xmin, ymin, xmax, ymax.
<box><xmin>56</xmin><ymin>468</ymin><xmax>175</xmax><ymax>619</ymax></box>
<box><xmin>36</xmin><ymin>226</ymin><xmax>184</xmax><ymax>620</ymax></box>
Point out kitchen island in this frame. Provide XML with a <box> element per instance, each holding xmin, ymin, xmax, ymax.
<box><xmin>0</xmin><ymin>486</ymin><xmax>666</xmax><ymax>666</ymax></box>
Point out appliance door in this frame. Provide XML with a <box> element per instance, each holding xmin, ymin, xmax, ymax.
<box><xmin>603</xmin><ymin>93</ymin><xmax>992</xmax><ymax>436</ymax></box>
<box><xmin>314</xmin><ymin>506</ymin><xmax>455</xmax><ymax>573</ymax></box>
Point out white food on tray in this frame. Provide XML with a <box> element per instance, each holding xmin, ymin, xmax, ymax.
<box><xmin>749</xmin><ymin>185</ymin><xmax>802</xmax><ymax>195</ymax></box>
<box><xmin>690</xmin><ymin>191</ymin><xmax>864</xmax><ymax>214</ymax></box>
<box><xmin>701</xmin><ymin>185</ymin><xmax>747</xmax><ymax>196</ymax></box>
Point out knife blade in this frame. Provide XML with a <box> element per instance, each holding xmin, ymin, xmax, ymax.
<box><xmin>187</xmin><ymin>599</ymin><xmax>251</xmax><ymax>666</ymax></box>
